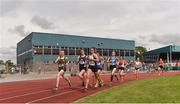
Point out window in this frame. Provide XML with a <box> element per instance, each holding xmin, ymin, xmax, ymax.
<box><xmin>120</xmin><ymin>50</ymin><xmax>124</xmax><ymax>56</ymax></box>
<box><xmin>85</xmin><ymin>48</ymin><xmax>89</xmax><ymax>55</ymax></box>
<box><xmin>125</xmin><ymin>50</ymin><xmax>129</xmax><ymax>56</ymax></box>
<box><xmin>52</xmin><ymin>48</ymin><xmax>59</xmax><ymax>55</ymax></box>
<box><xmin>109</xmin><ymin>49</ymin><xmax>114</xmax><ymax>56</ymax></box>
<box><xmin>34</xmin><ymin>48</ymin><xmax>42</xmax><ymax>55</ymax></box>
<box><xmin>103</xmin><ymin>49</ymin><xmax>108</xmax><ymax>56</ymax></box>
<box><xmin>44</xmin><ymin>46</ymin><xmax>51</xmax><ymax>55</ymax></box>
<box><xmin>76</xmin><ymin>47</ymin><xmax>81</xmax><ymax>55</ymax></box>
<box><xmin>115</xmin><ymin>49</ymin><xmax>120</xmax><ymax>56</ymax></box>
<box><xmin>69</xmin><ymin>47</ymin><xmax>75</xmax><ymax>55</ymax></box>
<box><xmin>130</xmin><ymin>50</ymin><xmax>135</xmax><ymax>56</ymax></box>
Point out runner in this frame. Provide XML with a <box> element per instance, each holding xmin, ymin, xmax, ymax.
<box><xmin>95</xmin><ymin>52</ymin><xmax>104</xmax><ymax>87</ymax></box>
<box><xmin>118</xmin><ymin>56</ymin><xmax>126</xmax><ymax>81</ymax></box>
<box><xmin>134</xmin><ymin>58</ymin><xmax>142</xmax><ymax>80</ymax></box>
<box><xmin>107</xmin><ymin>51</ymin><xmax>119</xmax><ymax>86</ymax></box>
<box><xmin>158</xmin><ymin>58</ymin><xmax>165</xmax><ymax>76</ymax></box>
<box><xmin>76</xmin><ymin>49</ymin><xmax>88</xmax><ymax>87</ymax></box>
<box><xmin>85</xmin><ymin>48</ymin><xmax>103</xmax><ymax>91</ymax></box>
<box><xmin>53</xmin><ymin>50</ymin><xmax>72</xmax><ymax>91</ymax></box>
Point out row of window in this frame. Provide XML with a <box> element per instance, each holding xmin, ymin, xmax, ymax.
<box><xmin>33</xmin><ymin>46</ymin><xmax>135</xmax><ymax>57</ymax></box>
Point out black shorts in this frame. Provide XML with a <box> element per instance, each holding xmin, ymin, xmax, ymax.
<box><xmin>97</xmin><ymin>67</ymin><xmax>102</xmax><ymax>71</ymax></box>
<box><xmin>159</xmin><ymin>65</ymin><xmax>163</xmax><ymax>69</ymax></box>
<box><xmin>58</xmin><ymin>67</ymin><xmax>66</xmax><ymax>72</ymax></box>
<box><xmin>135</xmin><ymin>67</ymin><xmax>140</xmax><ymax>70</ymax></box>
<box><xmin>110</xmin><ymin>65</ymin><xmax>116</xmax><ymax>70</ymax></box>
<box><xmin>89</xmin><ymin>65</ymin><xmax>98</xmax><ymax>72</ymax></box>
<box><xmin>118</xmin><ymin>67</ymin><xmax>125</xmax><ymax>70</ymax></box>
<box><xmin>79</xmin><ymin>65</ymin><xmax>87</xmax><ymax>72</ymax></box>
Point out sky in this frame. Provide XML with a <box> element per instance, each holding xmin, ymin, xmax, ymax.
<box><xmin>0</xmin><ymin>0</ymin><xmax>180</xmax><ymax>63</ymax></box>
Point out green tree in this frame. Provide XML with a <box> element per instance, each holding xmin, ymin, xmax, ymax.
<box><xmin>5</xmin><ymin>60</ymin><xmax>14</xmax><ymax>70</ymax></box>
<box><xmin>0</xmin><ymin>60</ymin><xmax>4</xmax><ymax>65</ymax></box>
<box><xmin>135</xmin><ymin>46</ymin><xmax>147</xmax><ymax>60</ymax></box>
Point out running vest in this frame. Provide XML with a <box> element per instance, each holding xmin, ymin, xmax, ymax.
<box><xmin>97</xmin><ymin>56</ymin><xmax>102</xmax><ymax>68</ymax></box>
<box><xmin>135</xmin><ymin>61</ymin><xmax>142</xmax><ymax>69</ymax></box>
<box><xmin>119</xmin><ymin>60</ymin><xmax>125</xmax><ymax>67</ymax></box>
<box><xmin>89</xmin><ymin>54</ymin><xmax>96</xmax><ymax>66</ymax></box>
<box><xmin>109</xmin><ymin>56</ymin><xmax>117</xmax><ymax>65</ymax></box>
<box><xmin>79</xmin><ymin>55</ymin><xmax>87</xmax><ymax>66</ymax></box>
<box><xmin>58</xmin><ymin>56</ymin><xmax>67</xmax><ymax>68</ymax></box>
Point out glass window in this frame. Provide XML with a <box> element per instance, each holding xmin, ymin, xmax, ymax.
<box><xmin>109</xmin><ymin>49</ymin><xmax>114</xmax><ymax>56</ymax></box>
<box><xmin>52</xmin><ymin>48</ymin><xmax>59</xmax><ymax>55</ymax></box>
<box><xmin>34</xmin><ymin>48</ymin><xmax>42</xmax><ymax>55</ymax></box>
<box><xmin>125</xmin><ymin>50</ymin><xmax>129</xmax><ymax>56</ymax></box>
<box><xmin>120</xmin><ymin>50</ymin><xmax>124</xmax><ymax>56</ymax></box>
<box><xmin>44</xmin><ymin>48</ymin><xmax>51</xmax><ymax>55</ymax></box>
<box><xmin>115</xmin><ymin>49</ymin><xmax>120</xmax><ymax>56</ymax></box>
<box><xmin>84</xmin><ymin>48</ymin><xmax>89</xmax><ymax>55</ymax></box>
<box><xmin>69</xmin><ymin>47</ymin><xmax>75</xmax><ymax>55</ymax></box>
<box><xmin>76</xmin><ymin>47</ymin><xmax>81</xmax><ymax>55</ymax></box>
<box><xmin>130</xmin><ymin>50</ymin><xmax>135</xmax><ymax>56</ymax></box>
<box><xmin>64</xmin><ymin>47</ymin><xmax>68</xmax><ymax>55</ymax></box>
<box><xmin>103</xmin><ymin>49</ymin><xmax>108</xmax><ymax>56</ymax></box>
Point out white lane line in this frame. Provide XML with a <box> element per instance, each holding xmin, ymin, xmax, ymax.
<box><xmin>30</xmin><ymin>90</ymin><xmax>76</xmax><ymax>103</ymax></box>
<box><xmin>0</xmin><ymin>86</ymin><xmax>46</xmax><ymax>95</ymax></box>
<box><xmin>0</xmin><ymin>89</ymin><xmax>50</xmax><ymax>101</ymax></box>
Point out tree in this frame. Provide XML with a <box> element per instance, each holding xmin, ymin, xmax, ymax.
<box><xmin>135</xmin><ymin>46</ymin><xmax>147</xmax><ymax>60</ymax></box>
<box><xmin>5</xmin><ymin>60</ymin><xmax>14</xmax><ymax>70</ymax></box>
<box><xmin>0</xmin><ymin>60</ymin><xmax>4</xmax><ymax>65</ymax></box>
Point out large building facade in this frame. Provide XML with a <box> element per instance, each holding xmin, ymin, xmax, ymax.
<box><xmin>17</xmin><ymin>32</ymin><xmax>135</xmax><ymax>71</ymax></box>
<box><xmin>143</xmin><ymin>45</ymin><xmax>180</xmax><ymax>63</ymax></box>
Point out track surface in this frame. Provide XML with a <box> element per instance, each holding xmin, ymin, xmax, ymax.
<box><xmin>0</xmin><ymin>71</ymin><xmax>180</xmax><ymax>103</ymax></box>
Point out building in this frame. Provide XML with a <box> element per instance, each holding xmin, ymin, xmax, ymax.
<box><xmin>143</xmin><ymin>45</ymin><xmax>180</xmax><ymax>63</ymax></box>
<box><xmin>17</xmin><ymin>32</ymin><xmax>135</xmax><ymax>71</ymax></box>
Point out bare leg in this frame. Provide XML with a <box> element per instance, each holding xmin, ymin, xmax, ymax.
<box><xmin>62</xmin><ymin>73</ymin><xmax>71</xmax><ymax>87</ymax></box>
<box><xmin>85</xmin><ymin>69</ymin><xmax>92</xmax><ymax>89</ymax></box>
<box><xmin>56</xmin><ymin>70</ymin><xmax>64</xmax><ymax>88</ymax></box>
<box><xmin>79</xmin><ymin>70</ymin><xmax>86</xmax><ymax>86</ymax></box>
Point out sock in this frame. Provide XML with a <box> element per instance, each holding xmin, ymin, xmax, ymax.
<box><xmin>110</xmin><ymin>75</ymin><xmax>113</xmax><ymax>82</ymax></box>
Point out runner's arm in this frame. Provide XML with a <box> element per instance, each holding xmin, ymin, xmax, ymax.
<box><xmin>101</xmin><ymin>57</ymin><xmax>104</xmax><ymax>65</ymax></box>
<box><xmin>93</xmin><ymin>54</ymin><xmax>98</xmax><ymax>62</ymax></box>
<box><xmin>55</xmin><ymin>56</ymin><xmax>60</xmax><ymax>64</ymax></box>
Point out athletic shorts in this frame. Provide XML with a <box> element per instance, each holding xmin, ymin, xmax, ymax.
<box><xmin>89</xmin><ymin>65</ymin><xmax>98</xmax><ymax>72</ymax></box>
<box><xmin>135</xmin><ymin>67</ymin><xmax>140</xmax><ymax>70</ymax></box>
<box><xmin>97</xmin><ymin>67</ymin><xmax>103</xmax><ymax>71</ymax></box>
<box><xmin>110</xmin><ymin>65</ymin><xmax>116</xmax><ymax>70</ymax></box>
<box><xmin>79</xmin><ymin>64</ymin><xmax>87</xmax><ymax>72</ymax></box>
<box><xmin>118</xmin><ymin>67</ymin><xmax>125</xmax><ymax>70</ymax></box>
<box><xmin>58</xmin><ymin>67</ymin><xmax>66</xmax><ymax>72</ymax></box>
<box><xmin>159</xmin><ymin>65</ymin><xmax>163</xmax><ymax>70</ymax></box>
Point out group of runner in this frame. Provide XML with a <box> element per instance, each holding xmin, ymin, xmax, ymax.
<box><xmin>53</xmin><ymin>48</ymin><xmax>165</xmax><ymax>91</ymax></box>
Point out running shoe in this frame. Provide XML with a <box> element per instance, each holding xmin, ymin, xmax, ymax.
<box><xmin>109</xmin><ymin>82</ymin><xmax>112</xmax><ymax>87</ymax></box>
<box><xmin>53</xmin><ymin>86</ymin><xmax>59</xmax><ymax>91</ymax></box>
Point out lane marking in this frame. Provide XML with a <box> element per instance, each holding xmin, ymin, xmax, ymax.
<box><xmin>30</xmin><ymin>90</ymin><xmax>76</xmax><ymax>103</ymax></box>
<box><xmin>0</xmin><ymin>89</ymin><xmax>50</xmax><ymax>101</ymax></box>
<box><xmin>0</xmin><ymin>86</ymin><xmax>49</xmax><ymax>95</ymax></box>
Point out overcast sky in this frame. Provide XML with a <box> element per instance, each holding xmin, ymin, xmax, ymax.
<box><xmin>0</xmin><ymin>0</ymin><xmax>180</xmax><ymax>63</ymax></box>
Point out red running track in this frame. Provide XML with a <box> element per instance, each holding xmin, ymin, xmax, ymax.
<box><xmin>0</xmin><ymin>71</ymin><xmax>180</xmax><ymax>103</ymax></box>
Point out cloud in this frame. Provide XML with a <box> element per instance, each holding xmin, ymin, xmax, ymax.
<box><xmin>31</xmin><ymin>16</ymin><xmax>55</xmax><ymax>30</ymax></box>
<box><xmin>0</xmin><ymin>0</ymin><xmax>24</xmax><ymax>16</ymax></box>
<box><xmin>0</xmin><ymin>46</ymin><xmax>16</xmax><ymax>63</ymax></box>
<box><xmin>149</xmin><ymin>33</ymin><xmax>180</xmax><ymax>45</ymax></box>
<box><xmin>8</xmin><ymin>25</ymin><xmax>27</xmax><ymax>36</ymax></box>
